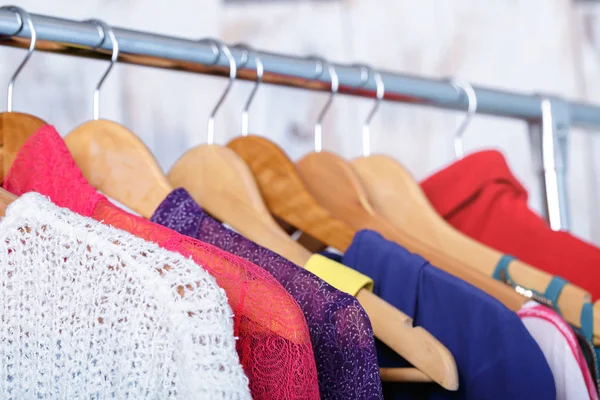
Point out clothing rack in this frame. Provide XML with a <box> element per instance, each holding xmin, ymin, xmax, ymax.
<box><xmin>0</xmin><ymin>10</ymin><xmax>598</xmax><ymax>231</ymax></box>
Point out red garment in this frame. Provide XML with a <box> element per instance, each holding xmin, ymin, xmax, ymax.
<box><xmin>5</xmin><ymin>125</ymin><xmax>320</xmax><ymax>400</ymax></box>
<box><xmin>421</xmin><ymin>149</ymin><xmax>600</xmax><ymax>300</ymax></box>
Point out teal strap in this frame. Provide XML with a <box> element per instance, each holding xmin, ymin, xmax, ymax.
<box><xmin>493</xmin><ymin>254</ymin><xmax>515</xmax><ymax>281</ymax></box>
<box><xmin>580</xmin><ymin>302</ymin><xmax>594</xmax><ymax>341</ymax></box>
<box><xmin>494</xmin><ymin>254</ymin><xmax>571</xmax><ymax>315</ymax></box>
<box><xmin>543</xmin><ymin>276</ymin><xmax>568</xmax><ymax>314</ymax></box>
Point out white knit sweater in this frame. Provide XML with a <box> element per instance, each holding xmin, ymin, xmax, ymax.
<box><xmin>0</xmin><ymin>193</ymin><xmax>251</xmax><ymax>399</ymax></box>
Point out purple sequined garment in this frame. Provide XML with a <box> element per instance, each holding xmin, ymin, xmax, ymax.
<box><xmin>151</xmin><ymin>188</ymin><xmax>383</xmax><ymax>400</ymax></box>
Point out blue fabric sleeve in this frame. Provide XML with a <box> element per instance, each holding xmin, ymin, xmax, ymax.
<box><xmin>343</xmin><ymin>230</ymin><xmax>556</xmax><ymax>400</ymax></box>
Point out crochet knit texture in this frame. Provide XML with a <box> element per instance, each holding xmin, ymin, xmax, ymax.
<box><xmin>0</xmin><ymin>193</ymin><xmax>250</xmax><ymax>399</ymax></box>
<box><xmin>4</xmin><ymin>125</ymin><xmax>320</xmax><ymax>400</ymax></box>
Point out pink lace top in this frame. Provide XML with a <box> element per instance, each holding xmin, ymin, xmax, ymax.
<box><xmin>4</xmin><ymin>125</ymin><xmax>320</xmax><ymax>400</ymax></box>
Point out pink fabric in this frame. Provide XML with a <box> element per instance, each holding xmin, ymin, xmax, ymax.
<box><xmin>4</xmin><ymin>125</ymin><xmax>320</xmax><ymax>400</ymax></box>
<box><xmin>518</xmin><ymin>303</ymin><xmax>598</xmax><ymax>400</ymax></box>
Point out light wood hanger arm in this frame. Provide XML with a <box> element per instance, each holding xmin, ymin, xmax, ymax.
<box><xmin>65</xmin><ymin>120</ymin><xmax>173</xmax><ymax>219</ymax></box>
<box><xmin>0</xmin><ymin>112</ymin><xmax>47</xmax><ymax>182</ymax></box>
<box><xmin>168</xmin><ymin>144</ymin><xmax>313</xmax><ymax>266</ymax></box>
<box><xmin>225</xmin><ymin>136</ymin><xmax>458</xmax><ymax>388</ymax></box>
<box><xmin>356</xmin><ymin>289</ymin><xmax>458</xmax><ymax>390</ymax></box>
<box><xmin>380</xmin><ymin>368</ymin><xmax>435</xmax><ymax>383</ymax></box>
<box><xmin>352</xmin><ymin>154</ymin><xmax>600</xmax><ymax>345</ymax></box>
<box><xmin>296</xmin><ymin>151</ymin><xmax>527</xmax><ymax>312</ymax></box>
<box><xmin>227</xmin><ymin>135</ymin><xmax>354</xmax><ymax>252</ymax></box>
<box><xmin>0</xmin><ymin>117</ymin><xmax>175</xmax><ymax>222</ymax></box>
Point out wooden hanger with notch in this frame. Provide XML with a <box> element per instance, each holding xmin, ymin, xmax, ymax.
<box><xmin>228</xmin><ymin>134</ymin><xmax>460</xmax><ymax>388</ymax></box>
<box><xmin>296</xmin><ymin>149</ymin><xmax>527</xmax><ymax>309</ymax></box>
<box><xmin>352</xmin><ymin>77</ymin><xmax>598</xmax><ymax>342</ymax></box>
<box><xmin>64</xmin><ymin>20</ymin><xmax>172</xmax><ymax>218</ymax></box>
<box><xmin>167</xmin><ymin>40</ymin><xmax>313</xmax><ymax>266</ymax></box>
<box><xmin>295</xmin><ymin>60</ymin><xmax>529</xmax><ymax>312</ymax></box>
<box><xmin>1</xmin><ymin>18</ymin><xmax>174</xmax><ymax>220</ymax></box>
<box><xmin>225</xmin><ymin>51</ymin><xmax>458</xmax><ymax>389</ymax></box>
<box><xmin>226</xmin><ymin>50</ymin><xmax>353</xmax><ymax>252</ymax></box>
<box><xmin>228</xmin><ymin>135</ymin><xmax>354</xmax><ymax>252</ymax></box>
<box><xmin>353</xmin><ymin>153</ymin><xmax>599</xmax><ymax>342</ymax></box>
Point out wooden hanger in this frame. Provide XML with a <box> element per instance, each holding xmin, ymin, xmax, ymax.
<box><xmin>296</xmin><ymin>150</ymin><xmax>527</xmax><ymax>311</ymax></box>
<box><xmin>167</xmin><ymin>41</ymin><xmax>312</xmax><ymax>266</ymax></box>
<box><xmin>351</xmin><ymin>78</ymin><xmax>598</xmax><ymax>343</ymax></box>
<box><xmin>0</xmin><ymin>112</ymin><xmax>46</xmax><ymax>181</ymax></box>
<box><xmin>353</xmin><ymin>154</ymin><xmax>599</xmax><ymax>344</ymax></box>
<box><xmin>227</xmin><ymin>135</ymin><xmax>460</xmax><ymax>388</ymax></box>
<box><xmin>367</xmin><ymin>149</ymin><xmax>599</xmax><ymax>333</ymax></box>
<box><xmin>65</xmin><ymin>119</ymin><xmax>172</xmax><ymax>218</ymax></box>
<box><xmin>228</xmin><ymin>135</ymin><xmax>354</xmax><ymax>252</ymax></box>
<box><xmin>169</xmin><ymin>143</ymin><xmax>461</xmax><ymax>389</ymax></box>
<box><xmin>226</xmin><ymin>49</ymin><xmax>354</xmax><ymax>252</ymax></box>
<box><xmin>65</xmin><ymin>20</ymin><xmax>172</xmax><ymax>218</ymax></box>
<box><xmin>0</xmin><ymin>7</ymin><xmax>48</xmax><ymax>182</ymax></box>
<box><xmin>0</xmin><ymin>113</ymin><xmax>173</xmax><ymax>222</ymax></box>
<box><xmin>169</xmin><ymin>142</ymin><xmax>315</xmax><ymax>266</ymax></box>
<box><xmin>223</xmin><ymin>55</ymin><xmax>458</xmax><ymax>389</ymax></box>
<box><xmin>293</xmin><ymin>62</ymin><xmax>525</xmax><ymax>312</ymax></box>
<box><xmin>358</xmin><ymin>287</ymin><xmax>458</xmax><ymax>389</ymax></box>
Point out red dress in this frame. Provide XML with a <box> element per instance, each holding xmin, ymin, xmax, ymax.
<box><xmin>421</xmin><ymin>149</ymin><xmax>600</xmax><ymax>300</ymax></box>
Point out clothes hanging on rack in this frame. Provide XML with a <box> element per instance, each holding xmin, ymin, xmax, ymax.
<box><xmin>4</xmin><ymin>9</ymin><xmax>600</xmax><ymax>399</ymax></box>
<box><xmin>322</xmin><ymin>230</ymin><xmax>556</xmax><ymax>400</ymax></box>
<box><xmin>150</xmin><ymin>188</ymin><xmax>384</xmax><ymax>400</ymax></box>
<box><xmin>4</xmin><ymin>125</ymin><xmax>321</xmax><ymax>400</ymax></box>
<box><xmin>420</xmin><ymin>150</ymin><xmax>600</xmax><ymax>299</ymax></box>
<box><xmin>0</xmin><ymin>192</ymin><xmax>251</xmax><ymax>399</ymax></box>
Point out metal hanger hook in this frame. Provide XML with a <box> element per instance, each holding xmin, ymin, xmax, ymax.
<box><xmin>353</xmin><ymin>64</ymin><xmax>384</xmax><ymax>157</ymax></box>
<box><xmin>450</xmin><ymin>79</ymin><xmax>477</xmax><ymax>159</ymax></box>
<box><xmin>204</xmin><ymin>39</ymin><xmax>237</xmax><ymax>145</ymax></box>
<box><xmin>310</xmin><ymin>56</ymin><xmax>339</xmax><ymax>153</ymax></box>
<box><xmin>86</xmin><ymin>19</ymin><xmax>119</xmax><ymax>121</ymax></box>
<box><xmin>1</xmin><ymin>6</ymin><xmax>37</xmax><ymax>113</ymax></box>
<box><xmin>233</xmin><ymin>44</ymin><xmax>263</xmax><ymax>137</ymax></box>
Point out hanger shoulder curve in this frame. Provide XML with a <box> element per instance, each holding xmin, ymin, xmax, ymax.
<box><xmin>356</xmin><ymin>289</ymin><xmax>458</xmax><ymax>390</ymax></box>
<box><xmin>352</xmin><ymin>154</ymin><xmax>597</xmax><ymax>341</ymax></box>
<box><xmin>168</xmin><ymin>144</ymin><xmax>312</xmax><ymax>266</ymax></box>
<box><xmin>0</xmin><ymin>112</ymin><xmax>47</xmax><ymax>182</ymax></box>
<box><xmin>64</xmin><ymin>119</ymin><xmax>172</xmax><ymax>218</ymax></box>
<box><xmin>265</xmin><ymin>149</ymin><xmax>460</xmax><ymax>387</ymax></box>
<box><xmin>227</xmin><ymin>135</ymin><xmax>354</xmax><ymax>252</ymax></box>
<box><xmin>296</xmin><ymin>151</ymin><xmax>377</xmax><ymax>221</ymax></box>
<box><xmin>297</xmin><ymin>151</ymin><xmax>526</xmax><ymax>311</ymax></box>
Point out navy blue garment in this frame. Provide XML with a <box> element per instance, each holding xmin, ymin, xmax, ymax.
<box><xmin>331</xmin><ymin>230</ymin><xmax>555</xmax><ymax>400</ymax></box>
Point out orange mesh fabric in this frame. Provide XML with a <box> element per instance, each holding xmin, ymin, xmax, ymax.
<box><xmin>4</xmin><ymin>125</ymin><xmax>320</xmax><ymax>400</ymax></box>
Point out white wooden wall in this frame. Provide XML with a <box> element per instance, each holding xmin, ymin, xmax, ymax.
<box><xmin>2</xmin><ymin>0</ymin><xmax>600</xmax><ymax>244</ymax></box>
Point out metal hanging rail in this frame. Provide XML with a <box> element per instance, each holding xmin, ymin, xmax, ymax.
<box><xmin>0</xmin><ymin>9</ymin><xmax>597</xmax><ymax>230</ymax></box>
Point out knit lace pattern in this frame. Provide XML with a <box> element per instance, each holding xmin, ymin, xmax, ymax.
<box><xmin>0</xmin><ymin>193</ymin><xmax>251</xmax><ymax>399</ymax></box>
<box><xmin>4</xmin><ymin>126</ymin><xmax>320</xmax><ymax>400</ymax></box>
